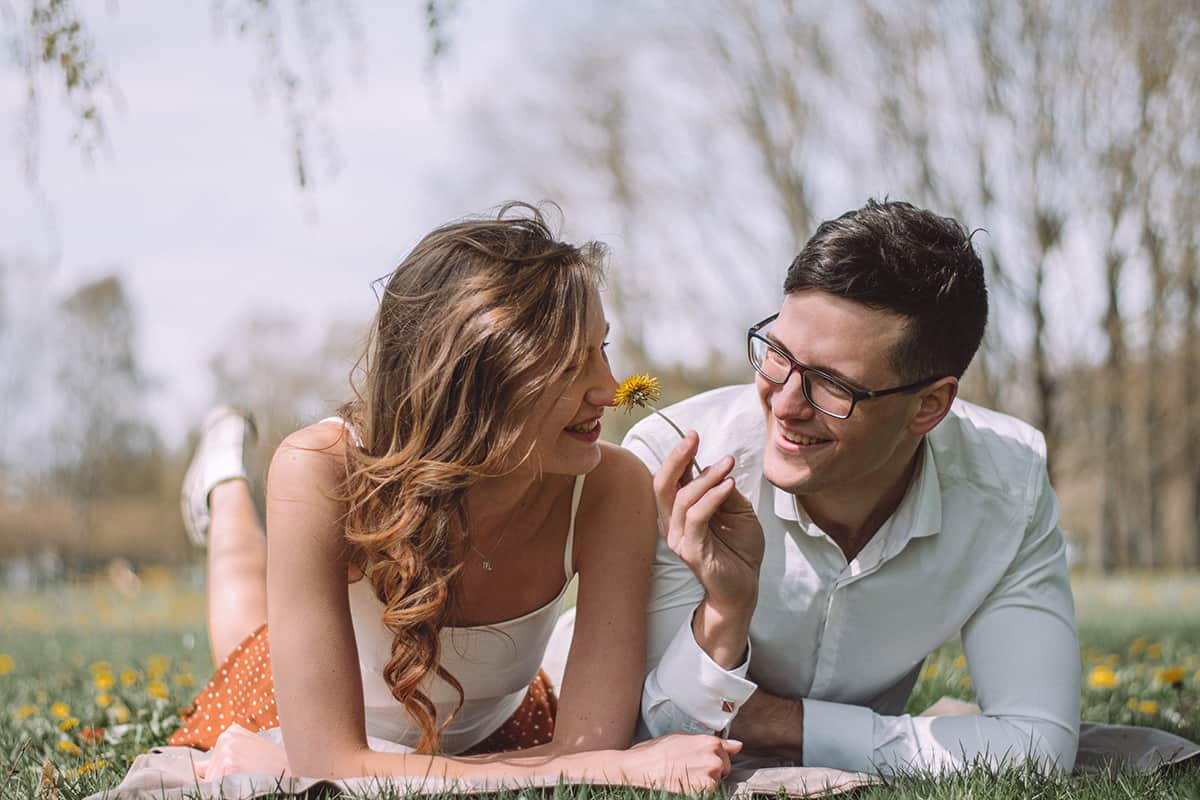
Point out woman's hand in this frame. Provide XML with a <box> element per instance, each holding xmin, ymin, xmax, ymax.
<box><xmin>194</xmin><ymin>724</ymin><xmax>291</xmax><ymax>781</ymax></box>
<box><xmin>614</xmin><ymin>733</ymin><xmax>742</xmax><ymax>791</ymax></box>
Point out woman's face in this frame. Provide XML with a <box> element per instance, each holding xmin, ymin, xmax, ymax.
<box><xmin>525</xmin><ymin>288</ymin><xmax>618</xmax><ymax>476</ymax></box>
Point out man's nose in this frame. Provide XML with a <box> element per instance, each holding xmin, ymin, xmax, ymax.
<box><xmin>771</xmin><ymin>372</ymin><xmax>817</xmax><ymax>419</ymax></box>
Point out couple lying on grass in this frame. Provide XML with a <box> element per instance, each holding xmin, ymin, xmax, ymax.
<box><xmin>167</xmin><ymin>199</ymin><xmax>1078</xmax><ymax>790</ymax></box>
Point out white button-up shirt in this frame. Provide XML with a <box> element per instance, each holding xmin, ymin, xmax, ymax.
<box><xmin>624</xmin><ymin>384</ymin><xmax>1080</xmax><ymax>774</ymax></box>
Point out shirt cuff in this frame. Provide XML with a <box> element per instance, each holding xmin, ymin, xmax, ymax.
<box><xmin>802</xmin><ymin>698</ymin><xmax>876</xmax><ymax>773</ymax></box>
<box><xmin>654</xmin><ymin>612</ymin><xmax>757</xmax><ymax>731</ymax></box>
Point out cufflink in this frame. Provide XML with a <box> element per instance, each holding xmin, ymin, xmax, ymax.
<box><xmin>721</xmin><ymin>699</ymin><xmax>736</xmax><ymax>713</ymax></box>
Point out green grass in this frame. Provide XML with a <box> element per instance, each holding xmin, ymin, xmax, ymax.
<box><xmin>1</xmin><ymin>574</ymin><xmax>1199</xmax><ymax>799</ymax></box>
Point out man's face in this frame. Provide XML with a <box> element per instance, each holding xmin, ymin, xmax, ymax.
<box><xmin>756</xmin><ymin>290</ymin><xmax>922</xmax><ymax>501</ymax></box>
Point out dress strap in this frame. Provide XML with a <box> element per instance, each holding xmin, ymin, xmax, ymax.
<box><xmin>318</xmin><ymin>415</ymin><xmax>363</xmax><ymax>448</ymax></box>
<box><xmin>563</xmin><ymin>475</ymin><xmax>585</xmax><ymax>580</ymax></box>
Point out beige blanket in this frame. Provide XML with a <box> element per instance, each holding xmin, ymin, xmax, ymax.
<box><xmin>86</xmin><ymin>714</ymin><xmax>1199</xmax><ymax>799</ymax></box>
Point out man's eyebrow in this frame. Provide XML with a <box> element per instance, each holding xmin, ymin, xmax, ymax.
<box><xmin>764</xmin><ymin>332</ymin><xmax>866</xmax><ymax>390</ymax></box>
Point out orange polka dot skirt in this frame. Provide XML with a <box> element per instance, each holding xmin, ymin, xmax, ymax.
<box><xmin>168</xmin><ymin>624</ymin><xmax>558</xmax><ymax>753</ymax></box>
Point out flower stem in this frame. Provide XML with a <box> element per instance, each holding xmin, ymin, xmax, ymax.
<box><xmin>651</xmin><ymin>408</ymin><xmax>703</xmax><ymax>476</ymax></box>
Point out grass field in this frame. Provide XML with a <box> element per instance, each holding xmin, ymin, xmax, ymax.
<box><xmin>1</xmin><ymin>573</ymin><xmax>1199</xmax><ymax>799</ymax></box>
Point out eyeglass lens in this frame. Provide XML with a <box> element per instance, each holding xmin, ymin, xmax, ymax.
<box><xmin>750</xmin><ymin>337</ymin><xmax>855</xmax><ymax>417</ymax></box>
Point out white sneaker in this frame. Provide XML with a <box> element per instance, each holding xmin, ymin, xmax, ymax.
<box><xmin>180</xmin><ymin>406</ymin><xmax>257</xmax><ymax>546</ymax></box>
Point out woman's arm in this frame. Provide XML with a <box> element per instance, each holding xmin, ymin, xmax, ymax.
<box><xmin>539</xmin><ymin>443</ymin><xmax>656</xmax><ymax>753</ymax></box>
<box><xmin>255</xmin><ymin>425</ymin><xmax>735</xmax><ymax>789</ymax></box>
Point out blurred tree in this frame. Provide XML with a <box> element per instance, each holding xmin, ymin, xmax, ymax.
<box><xmin>52</xmin><ymin>275</ymin><xmax>161</xmax><ymax>556</ymax></box>
<box><xmin>3</xmin><ymin>0</ymin><xmax>456</xmax><ymax>190</ymax></box>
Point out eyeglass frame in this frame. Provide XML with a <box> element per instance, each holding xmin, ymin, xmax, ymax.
<box><xmin>747</xmin><ymin>313</ymin><xmax>943</xmax><ymax>420</ymax></box>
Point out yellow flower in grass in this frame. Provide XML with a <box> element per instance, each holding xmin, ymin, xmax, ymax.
<box><xmin>120</xmin><ymin>668</ymin><xmax>138</xmax><ymax>686</ymax></box>
<box><xmin>50</xmin><ymin>702</ymin><xmax>71</xmax><ymax>720</ymax></box>
<box><xmin>14</xmin><ymin>704</ymin><xmax>37</xmax><ymax>719</ymax></box>
<box><xmin>1146</xmin><ymin>643</ymin><xmax>1163</xmax><ymax>660</ymax></box>
<box><xmin>147</xmin><ymin>656</ymin><xmax>170</xmax><ymax>680</ymax></box>
<box><xmin>1156</xmin><ymin>667</ymin><xmax>1186</xmax><ymax>686</ymax></box>
<box><xmin>1136</xmin><ymin>700</ymin><xmax>1159</xmax><ymax>715</ymax></box>
<box><xmin>75</xmin><ymin>759</ymin><xmax>107</xmax><ymax>776</ymax></box>
<box><xmin>921</xmin><ymin>664</ymin><xmax>939</xmax><ymax>680</ymax></box>
<box><xmin>173</xmin><ymin>673</ymin><xmax>194</xmax><ymax>688</ymax></box>
<box><xmin>88</xmin><ymin>661</ymin><xmax>112</xmax><ymax>675</ymax></box>
<box><xmin>0</xmin><ymin>654</ymin><xmax>13</xmax><ymax>674</ymax></box>
<box><xmin>58</xmin><ymin>717</ymin><xmax>79</xmax><ymax>732</ymax></box>
<box><xmin>614</xmin><ymin>374</ymin><xmax>662</xmax><ymax>410</ymax></box>
<box><xmin>147</xmin><ymin>680</ymin><xmax>169</xmax><ymax>700</ymax></box>
<box><xmin>952</xmin><ymin>655</ymin><xmax>967</xmax><ymax>669</ymax></box>
<box><xmin>959</xmin><ymin>676</ymin><xmax>973</xmax><ymax>688</ymax></box>
<box><xmin>1128</xmin><ymin>637</ymin><xmax>1148</xmax><ymax>657</ymax></box>
<box><xmin>57</xmin><ymin>740</ymin><xmax>81</xmax><ymax>756</ymax></box>
<box><xmin>111</xmin><ymin>704</ymin><xmax>130</xmax><ymax>724</ymax></box>
<box><xmin>1102</xmin><ymin>654</ymin><xmax>1120</xmax><ymax>668</ymax></box>
<box><xmin>93</xmin><ymin>672</ymin><xmax>115</xmax><ymax>691</ymax></box>
<box><xmin>1088</xmin><ymin>666</ymin><xmax>1118</xmax><ymax>689</ymax></box>
<box><xmin>95</xmin><ymin>693</ymin><xmax>112</xmax><ymax>709</ymax></box>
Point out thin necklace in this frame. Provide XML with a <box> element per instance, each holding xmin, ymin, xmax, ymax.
<box><xmin>465</xmin><ymin>489</ymin><xmax>530</xmax><ymax>571</ymax></box>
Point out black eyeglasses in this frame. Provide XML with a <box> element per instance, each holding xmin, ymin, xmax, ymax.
<box><xmin>747</xmin><ymin>314</ymin><xmax>941</xmax><ymax>419</ymax></box>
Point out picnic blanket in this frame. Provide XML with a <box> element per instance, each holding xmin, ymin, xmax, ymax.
<box><xmin>85</xmin><ymin>715</ymin><xmax>1199</xmax><ymax>799</ymax></box>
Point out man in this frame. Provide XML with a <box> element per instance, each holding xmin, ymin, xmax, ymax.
<box><xmin>625</xmin><ymin>200</ymin><xmax>1080</xmax><ymax>775</ymax></box>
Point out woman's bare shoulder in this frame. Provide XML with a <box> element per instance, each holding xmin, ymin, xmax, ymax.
<box><xmin>575</xmin><ymin>441</ymin><xmax>653</xmax><ymax>520</ymax></box>
<box><xmin>268</xmin><ymin>420</ymin><xmax>352</xmax><ymax>504</ymax></box>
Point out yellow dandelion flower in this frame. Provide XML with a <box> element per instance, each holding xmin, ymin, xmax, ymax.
<box><xmin>50</xmin><ymin>702</ymin><xmax>71</xmax><ymax>719</ymax></box>
<box><xmin>173</xmin><ymin>673</ymin><xmax>194</xmax><ymax>688</ymax></box>
<box><xmin>111</xmin><ymin>704</ymin><xmax>130</xmax><ymax>724</ymax></box>
<box><xmin>1102</xmin><ymin>654</ymin><xmax>1120</xmax><ymax>668</ymax></box>
<box><xmin>147</xmin><ymin>656</ymin><xmax>170</xmax><ymax>679</ymax></box>
<box><xmin>14</xmin><ymin>704</ymin><xmax>37</xmax><ymax>719</ymax></box>
<box><xmin>614</xmin><ymin>374</ymin><xmax>662</xmax><ymax>411</ymax></box>
<box><xmin>1158</xmin><ymin>667</ymin><xmax>1186</xmax><ymax>685</ymax></box>
<box><xmin>1137</xmin><ymin>700</ymin><xmax>1159</xmax><ymax>715</ymax></box>
<box><xmin>1146</xmin><ymin>643</ymin><xmax>1163</xmax><ymax>660</ymax></box>
<box><xmin>147</xmin><ymin>680</ymin><xmax>169</xmax><ymax>700</ymax></box>
<box><xmin>58</xmin><ymin>717</ymin><xmax>79</xmax><ymax>732</ymax></box>
<box><xmin>93</xmin><ymin>672</ymin><xmax>115</xmax><ymax>691</ymax></box>
<box><xmin>75</xmin><ymin>759</ymin><xmax>107</xmax><ymax>776</ymax></box>
<box><xmin>922</xmin><ymin>664</ymin><xmax>939</xmax><ymax>679</ymax></box>
<box><xmin>952</xmin><ymin>655</ymin><xmax>967</xmax><ymax>669</ymax></box>
<box><xmin>1088</xmin><ymin>666</ymin><xmax>1118</xmax><ymax>689</ymax></box>
<box><xmin>88</xmin><ymin>661</ymin><xmax>112</xmax><ymax>675</ymax></box>
<box><xmin>120</xmin><ymin>668</ymin><xmax>138</xmax><ymax>686</ymax></box>
<box><xmin>959</xmin><ymin>676</ymin><xmax>973</xmax><ymax>688</ymax></box>
<box><xmin>0</xmin><ymin>654</ymin><xmax>13</xmax><ymax>674</ymax></box>
<box><xmin>95</xmin><ymin>693</ymin><xmax>112</xmax><ymax>709</ymax></box>
<box><xmin>35</xmin><ymin>690</ymin><xmax>47</xmax><ymax>703</ymax></box>
<box><xmin>1128</xmin><ymin>637</ymin><xmax>1148</xmax><ymax>657</ymax></box>
<box><xmin>56</xmin><ymin>740</ymin><xmax>81</xmax><ymax>755</ymax></box>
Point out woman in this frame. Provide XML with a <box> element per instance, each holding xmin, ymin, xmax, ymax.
<box><xmin>170</xmin><ymin>205</ymin><xmax>738</xmax><ymax>789</ymax></box>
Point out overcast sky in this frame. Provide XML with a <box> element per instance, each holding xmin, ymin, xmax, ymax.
<box><xmin>2</xmin><ymin>2</ymin><xmax>542</xmax><ymax>445</ymax></box>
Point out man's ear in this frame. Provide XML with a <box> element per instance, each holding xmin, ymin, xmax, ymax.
<box><xmin>908</xmin><ymin>377</ymin><xmax>958</xmax><ymax>437</ymax></box>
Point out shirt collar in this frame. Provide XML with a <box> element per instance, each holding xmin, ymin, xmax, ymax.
<box><xmin>771</xmin><ymin>437</ymin><xmax>943</xmax><ymax>543</ymax></box>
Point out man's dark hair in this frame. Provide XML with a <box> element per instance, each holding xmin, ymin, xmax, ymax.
<box><xmin>784</xmin><ymin>199</ymin><xmax>988</xmax><ymax>381</ymax></box>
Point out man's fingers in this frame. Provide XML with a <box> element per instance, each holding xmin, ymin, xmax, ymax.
<box><xmin>669</xmin><ymin>457</ymin><xmax>734</xmax><ymax>548</ymax></box>
<box><xmin>722</xmin><ymin>739</ymin><xmax>744</xmax><ymax>755</ymax></box>
<box><xmin>654</xmin><ymin>432</ymin><xmax>700</xmax><ymax>498</ymax></box>
<box><xmin>680</xmin><ymin>477</ymin><xmax>737</xmax><ymax>547</ymax></box>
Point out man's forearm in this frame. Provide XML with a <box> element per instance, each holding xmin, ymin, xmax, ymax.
<box><xmin>691</xmin><ymin>593</ymin><xmax>756</xmax><ymax>670</ymax></box>
<box><xmin>728</xmin><ymin>688</ymin><xmax>804</xmax><ymax>763</ymax></box>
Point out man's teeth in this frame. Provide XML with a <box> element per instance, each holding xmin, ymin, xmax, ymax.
<box><xmin>780</xmin><ymin>429</ymin><xmax>827</xmax><ymax>446</ymax></box>
<box><xmin>566</xmin><ymin>420</ymin><xmax>598</xmax><ymax>433</ymax></box>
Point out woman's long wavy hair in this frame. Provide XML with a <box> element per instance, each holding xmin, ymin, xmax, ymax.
<box><xmin>335</xmin><ymin>203</ymin><xmax>605</xmax><ymax>753</ymax></box>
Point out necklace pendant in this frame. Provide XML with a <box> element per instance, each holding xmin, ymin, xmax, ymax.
<box><xmin>481</xmin><ymin>558</ymin><xmax>493</xmax><ymax>571</ymax></box>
